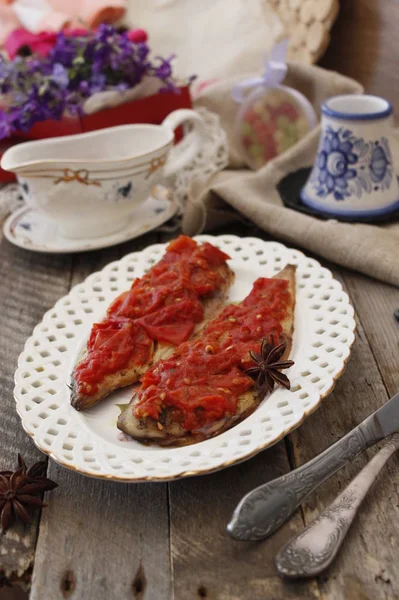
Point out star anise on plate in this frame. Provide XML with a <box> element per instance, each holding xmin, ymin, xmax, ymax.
<box><xmin>246</xmin><ymin>338</ymin><xmax>295</xmax><ymax>399</ymax></box>
<box><xmin>0</xmin><ymin>454</ymin><xmax>58</xmax><ymax>533</ymax></box>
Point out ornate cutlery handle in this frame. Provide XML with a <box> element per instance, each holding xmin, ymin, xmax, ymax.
<box><xmin>227</xmin><ymin>414</ymin><xmax>382</xmax><ymax>541</ymax></box>
<box><xmin>276</xmin><ymin>434</ymin><xmax>399</xmax><ymax>578</ymax></box>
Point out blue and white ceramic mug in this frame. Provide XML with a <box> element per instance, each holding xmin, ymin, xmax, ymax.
<box><xmin>301</xmin><ymin>94</ymin><xmax>399</xmax><ymax>218</ymax></box>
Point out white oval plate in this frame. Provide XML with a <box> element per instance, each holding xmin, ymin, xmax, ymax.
<box><xmin>14</xmin><ymin>236</ymin><xmax>355</xmax><ymax>481</ymax></box>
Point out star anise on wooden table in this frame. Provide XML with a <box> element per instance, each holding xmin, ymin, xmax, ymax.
<box><xmin>0</xmin><ymin>454</ymin><xmax>58</xmax><ymax>533</ymax></box>
<box><xmin>246</xmin><ymin>338</ymin><xmax>295</xmax><ymax>399</ymax></box>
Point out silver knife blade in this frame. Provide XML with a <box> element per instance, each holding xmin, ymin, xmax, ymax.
<box><xmin>367</xmin><ymin>391</ymin><xmax>399</xmax><ymax>438</ymax></box>
<box><xmin>227</xmin><ymin>391</ymin><xmax>399</xmax><ymax>541</ymax></box>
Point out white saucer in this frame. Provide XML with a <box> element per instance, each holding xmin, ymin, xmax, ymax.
<box><xmin>3</xmin><ymin>186</ymin><xmax>178</xmax><ymax>254</ymax></box>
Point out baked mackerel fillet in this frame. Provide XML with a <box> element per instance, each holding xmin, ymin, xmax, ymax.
<box><xmin>118</xmin><ymin>264</ymin><xmax>296</xmax><ymax>445</ymax></box>
<box><xmin>70</xmin><ymin>236</ymin><xmax>234</xmax><ymax>410</ymax></box>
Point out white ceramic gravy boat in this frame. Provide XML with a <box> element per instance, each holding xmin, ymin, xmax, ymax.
<box><xmin>1</xmin><ymin>109</ymin><xmax>205</xmax><ymax>239</ymax></box>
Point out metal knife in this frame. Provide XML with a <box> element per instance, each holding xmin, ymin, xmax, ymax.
<box><xmin>275</xmin><ymin>433</ymin><xmax>399</xmax><ymax>578</ymax></box>
<box><xmin>227</xmin><ymin>391</ymin><xmax>399</xmax><ymax>541</ymax></box>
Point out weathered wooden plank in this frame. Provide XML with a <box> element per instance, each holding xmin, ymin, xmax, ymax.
<box><xmin>289</xmin><ymin>270</ymin><xmax>399</xmax><ymax>600</ymax></box>
<box><xmin>169</xmin><ymin>442</ymin><xmax>320</xmax><ymax>600</ymax></box>
<box><xmin>31</xmin><ymin>232</ymin><xmax>171</xmax><ymax>600</ymax></box>
<box><xmin>0</xmin><ymin>238</ymin><xmax>72</xmax><ymax>586</ymax></box>
<box><xmin>342</xmin><ymin>270</ymin><xmax>399</xmax><ymax>395</ymax></box>
<box><xmin>31</xmin><ymin>466</ymin><xmax>170</xmax><ymax>600</ymax></box>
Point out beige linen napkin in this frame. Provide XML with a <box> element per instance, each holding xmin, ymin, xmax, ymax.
<box><xmin>185</xmin><ymin>63</ymin><xmax>399</xmax><ymax>287</ymax></box>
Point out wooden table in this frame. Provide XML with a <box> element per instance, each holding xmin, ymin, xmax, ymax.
<box><xmin>1</xmin><ymin>222</ymin><xmax>398</xmax><ymax>600</ymax></box>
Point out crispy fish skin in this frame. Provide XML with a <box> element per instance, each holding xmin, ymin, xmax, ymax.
<box><xmin>70</xmin><ymin>263</ymin><xmax>234</xmax><ymax>411</ymax></box>
<box><xmin>117</xmin><ymin>390</ymin><xmax>257</xmax><ymax>447</ymax></box>
<box><xmin>117</xmin><ymin>265</ymin><xmax>296</xmax><ymax>446</ymax></box>
<box><xmin>70</xmin><ymin>356</ymin><xmax>151</xmax><ymax>412</ymax></box>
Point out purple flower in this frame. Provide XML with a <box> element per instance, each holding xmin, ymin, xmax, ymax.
<box><xmin>89</xmin><ymin>73</ymin><xmax>106</xmax><ymax>94</ymax></box>
<box><xmin>154</xmin><ymin>55</ymin><xmax>175</xmax><ymax>81</ymax></box>
<box><xmin>0</xmin><ymin>111</ymin><xmax>11</xmax><ymax>138</ymax></box>
<box><xmin>94</xmin><ymin>23</ymin><xmax>116</xmax><ymax>44</ymax></box>
<box><xmin>51</xmin><ymin>64</ymin><xmax>69</xmax><ymax>89</ymax></box>
<box><xmin>79</xmin><ymin>80</ymin><xmax>90</xmax><ymax>95</ymax></box>
<box><xmin>115</xmin><ymin>82</ymin><xmax>130</xmax><ymax>92</ymax></box>
<box><xmin>0</xmin><ymin>24</ymin><xmax>189</xmax><ymax>139</ymax></box>
<box><xmin>136</xmin><ymin>43</ymin><xmax>150</xmax><ymax>63</ymax></box>
<box><xmin>49</xmin><ymin>33</ymin><xmax>82</xmax><ymax>67</ymax></box>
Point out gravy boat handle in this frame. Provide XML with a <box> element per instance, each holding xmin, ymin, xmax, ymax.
<box><xmin>162</xmin><ymin>109</ymin><xmax>206</xmax><ymax>177</ymax></box>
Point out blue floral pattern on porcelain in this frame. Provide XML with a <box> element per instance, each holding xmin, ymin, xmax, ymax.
<box><xmin>310</xmin><ymin>126</ymin><xmax>393</xmax><ymax>201</ymax></box>
<box><xmin>104</xmin><ymin>180</ymin><xmax>135</xmax><ymax>203</ymax></box>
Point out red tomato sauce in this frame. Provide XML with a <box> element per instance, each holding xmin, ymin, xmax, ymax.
<box><xmin>74</xmin><ymin>236</ymin><xmax>230</xmax><ymax>396</ymax></box>
<box><xmin>74</xmin><ymin>318</ymin><xmax>153</xmax><ymax>396</ymax></box>
<box><xmin>134</xmin><ymin>277</ymin><xmax>291</xmax><ymax>431</ymax></box>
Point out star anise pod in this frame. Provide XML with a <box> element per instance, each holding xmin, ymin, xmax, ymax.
<box><xmin>246</xmin><ymin>338</ymin><xmax>295</xmax><ymax>399</ymax></box>
<box><xmin>0</xmin><ymin>454</ymin><xmax>58</xmax><ymax>533</ymax></box>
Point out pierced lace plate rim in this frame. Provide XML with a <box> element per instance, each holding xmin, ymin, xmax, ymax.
<box><xmin>13</xmin><ymin>235</ymin><xmax>356</xmax><ymax>482</ymax></box>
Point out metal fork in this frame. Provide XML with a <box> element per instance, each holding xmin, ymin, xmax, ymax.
<box><xmin>275</xmin><ymin>433</ymin><xmax>399</xmax><ymax>578</ymax></box>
